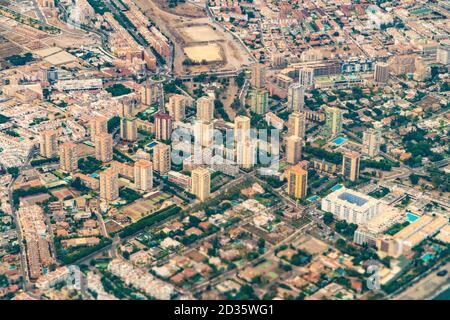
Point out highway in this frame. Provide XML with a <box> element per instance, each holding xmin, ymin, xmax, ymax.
<box><xmin>176</xmin><ymin>69</ymin><xmax>244</xmax><ymax>81</ymax></box>
<box><xmin>32</xmin><ymin>0</ymin><xmax>47</xmax><ymax>23</ymax></box>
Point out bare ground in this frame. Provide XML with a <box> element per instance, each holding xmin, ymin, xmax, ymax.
<box><xmin>134</xmin><ymin>0</ymin><xmax>252</xmax><ymax>76</ymax></box>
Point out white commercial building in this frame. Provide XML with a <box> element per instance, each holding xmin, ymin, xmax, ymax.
<box><xmin>321</xmin><ymin>187</ymin><xmax>381</xmax><ymax>224</ymax></box>
<box><xmin>54</xmin><ymin>78</ymin><xmax>103</xmax><ymax>91</ymax></box>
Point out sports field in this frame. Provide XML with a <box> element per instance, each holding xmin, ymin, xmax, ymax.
<box><xmin>183</xmin><ymin>44</ymin><xmax>222</xmax><ymax>63</ymax></box>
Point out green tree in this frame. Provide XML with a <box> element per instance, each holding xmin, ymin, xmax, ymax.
<box><xmin>323</xmin><ymin>212</ymin><xmax>334</xmax><ymax>225</ymax></box>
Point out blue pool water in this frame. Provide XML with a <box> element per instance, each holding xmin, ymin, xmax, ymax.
<box><xmin>308</xmin><ymin>195</ymin><xmax>319</xmax><ymax>202</ymax></box>
<box><xmin>422</xmin><ymin>253</ymin><xmax>434</xmax><ymax>262</ymax></box>
<box><xmin>406</xmin><ymin>212</ymin><xmax>419</xmax><ymax>222</ymax></box>
<box><xmin>147</xmin><ymin>141</ymin><xmax>158</xmax><ymax>149</ymax></box>
<box><xmin>332</xmin><ymin>137</ymin><xmax>348</xmax><ymax>145</ymax></box>
<box><xmin>90</xmin><ymin>173</ymin><xmax>99</xmax><ymax>178</ymax></box>
<box><xmin>331</xmin><ymin>184</ymin><xmax>343</xmax><ymax>192</ymax></box>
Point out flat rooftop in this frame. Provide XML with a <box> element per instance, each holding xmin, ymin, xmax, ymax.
<box><xmin>338</xmin><ymin>192</ymin><xmax>368</xmax><ymax>207</ymax></box>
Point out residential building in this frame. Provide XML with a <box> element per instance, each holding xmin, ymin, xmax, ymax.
<box><xmin>286</xmin><ymin>135</ymin><xmax>302</xmax><ymax>164</ymax></box>
<box><xmin>286</xmin><ymin>163</ymin><xmax>308</xmax><ymax>200</ymax></box>
<box><xmin>119</xmin><ymin>101</ymin><xmax>134</xmax><ymax>118</ymax></box>
<box><xmin>374</xmin><ymin>62</ymin><xmax>389</xmax><ymax>84</ymax></box>
<box><xmin>120</xmin><ymin>117</ymin><xmax>138</xmax><ymax>142</ymax></box>
<box><xmin>99</xmin><ymin>168</ymin><xmax>119</xmax><ymax>201</ymax></box>
<box><xmin>111</xmin><ymin>160</ymin><xmax>134</xmax><ymax>180</ymax></box>
<box><xmin>324</xmin><ymin>107</ymin><xmax>343</xmax><ymax>137</ymax></box>
<box><xmin>134</xmin><ymin>159</ymin><xmax>153</xmax><ymax>192</ymax></box>
<box><xmin>191</xmin><ymin>167</ymin><xmax>211</xmax><ymax>202</ymax></box>
<box><xmin>342</xmin><ymin>151</ymin><xmax>360</xmax><ymax>182</ymax></box>
<box><xmin>362</xmin><ymin>129</ymin><xmax>381</xmax><ymax>158</ymax></box>
<box><xmin>95</xmin><ymin>132</ymin><xmax>113</xmax><ymax>162</ymax></box>
<box><xmin>288</xmin><ymin>112</ymin><xmax>306</xmax><ymax>140</ymax></box>
<box><xmin>154</xmin><ymin>112</ymin><xmax>172</xmax><ymax>141</ymax></box>
<box><xmin>59</xmin><ymin>142</ymin><xmax>78</xmax><ymax>172</ymax></box>
<box><xmin>265</xmin><ymin>112</ymin><xmax>284</xmax><ymax>130</ymax></box>
<box><xmin>249</xmin><ymin>89</ymin><xmax>269</xmax><ymax>114</ymax></box>
<box><xmin>436</xmin><ymin>44</ymin><xmax>450</xmax><ymax>65</ymax></box>
<box><xmin>388</xmin><ymin>54</ymin><xmax>416</xmax><ymax>76</ymax></box>
<box><xmin>287</xmin><ymin>83</ymin><xmax>305</xmax><ymax>112</ymax></box>
<box><xmin>90</xmin><ymin>115</ymin><xmax>108</xmax><ymax>142</ymax></box>
<box><xmin>153</xmin><ymin>143</ymin><xmax>171</xmax><ymax>175</ymax></box>
<box><xmin>167</xmin><ymin>94</ymin><xmax>187</xmax><ymax>121</ymax></box>
<box><xmin>141</xmin><ymin>79</ymin><xmax>161</xmax><ymax>106</ymax></box>
<box><xmin>234</xmin><ymin>115</ymin><xmax>251</xmax><ymax>143</ymax></box>
<box><xmin>298</xmin><ymin>67</ymin><xmax>314</xmax><ymax>87</ymax></box>
<box><xmin>196</xmin><ymin>96</ymin><xmax>214</xmax><ymax>122</ymax></box>
<box><xmin>194</xmin><ymin>120</ymin><xmax>214</xmax><ymax>148</ymax></box>
<box><xmin>251</xmin><ymin>63</ymin><xmax>266</xmax><ymax>88</ymax></box>
<box><xmin>236</xmin><ymin>140</ymin><xmax>255</xmax><ymax>169</ymax></box>
<box><xmin>39</xmin><ymin>130</ymin><xmax>58</xmax><ymax>158</ymax></box>
<box><xmin>310</xmin><ymin>159</ymin><xmax>337</xmax><ymax>175</ymax></box>
<box><xmin>168</xmin><ymin>170</ymin><xmax>191</xmax><ymax>190</ymax></box>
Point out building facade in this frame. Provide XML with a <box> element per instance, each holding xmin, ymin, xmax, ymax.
<box><xmin>191</xmin><ymin>167</ymin><xmax>211</xmax><ymax>202</ymax></box>
<box><xmin>286</xmin><ymin>163</ymin><xmax>308</xmax><ymax>200</ymax></box>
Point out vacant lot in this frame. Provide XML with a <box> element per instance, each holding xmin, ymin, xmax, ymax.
<box><xmin>154</xmin><ymin>0</ymin><xmax>206</xmax><ymax>18</ymax></box>
<box><xmin>0</xmin><ymin>34</ymin><xmax>22</xmax><ymax>58</ymax></box>
<box><xmin>181</xmin><ymin>25</ymin><xmax>221</xmax><ymax>42</ymax></box>
<box><xmin>296</xmin><ymin>235</ymin><xmax>329</xmax><ymax>255</ymax></box>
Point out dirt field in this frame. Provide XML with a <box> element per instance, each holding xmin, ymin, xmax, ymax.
<box><xmin>105</xmin><ymin>220</ymin><xmax>123</xmax><ymax>234</ymax></box>
<box><xmin>0</xmin><ymin>34</ymin><xmax>22</xmax><ymax>57</ymax></box>
<box><xmin>134</xmin><ymin>0</ymin><xmax>253</xmax><ymax>76</ymax></box>
<box><xmin>21</xmin><ymin>193</ymin><xmax>51</xmax><ymax>206</ymax></box>
<box><xmin>296</xmin><ymin>235</ymin><xmax>329</xmax><ymax>255</ymax></box>
<box><xmin>184</xmin><ymin>43</ymin><xmax>222</xmax><ymax>63</ymax></box>
<box><xmin>180</xmin><ymin>25</ymin><xmax>222</xmax><ymax>42</ymax></box>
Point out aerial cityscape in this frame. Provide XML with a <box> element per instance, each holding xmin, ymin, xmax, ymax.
<box><xmin>0</xmin><ymin>0</ymin><xmax>448</xmax><ymax>302</ymax></box>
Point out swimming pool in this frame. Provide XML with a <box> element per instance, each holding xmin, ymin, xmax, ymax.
<box><xmin>422</xmin><ymin>253</ymin><xmax>434</xmax><ymax>262</ymax></box>
<box><xmin>147</xmin><ymin>141</ymin><xmax>158</xmax><ymax>149</ymax></box>
<box><xmin>406</xmin><ymin>212</ymin><xmax>419</xmax><ymax>222</ymax></box>
<box><xmin>331</xmin><ymin>184</ymin><xmax>343</xmax><ymax>192</ymax></box>
<box><xmin>308</xmin><ymin>195</ymin><xmax>319</xmax><ymax>202</ymax></box>
<box><xmin>332</xmin><ymin>137</ymin><xmax>348</xmax><ymax>145</ymax></box>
